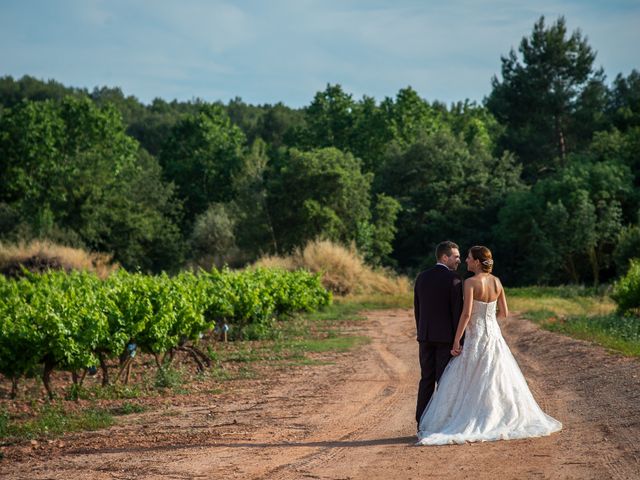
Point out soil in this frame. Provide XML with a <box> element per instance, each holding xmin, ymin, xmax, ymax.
<box><xmin>1</xmin><ymin>309</ymin><xmax>639</xmax><ymax>480</ymax></box>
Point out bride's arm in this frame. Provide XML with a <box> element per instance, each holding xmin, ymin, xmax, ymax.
<box><xmin>496</xmin><ymin>278</ymin><xmax>509</xmax><ymax>319</ymax></box>
<box><xmin>451</xmin><ymin>280</ymin><xmax>474</xmax><ymax>356</ymax></box>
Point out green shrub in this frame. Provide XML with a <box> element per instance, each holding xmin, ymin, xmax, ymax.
<box><xmin>612</xmin><ymin>259</ymin><xmax>640</xmax><ymax>315</ymax></box>
<box><xmin>239</xmin><ymin>320</ymin><xmax>281</xmax><ymax>340</ymax></box>
<box><xmin>154</xmin><ymin>366</ymin><xmax>183</xmax><ymax>389</ymax></box>
<box><xmin>0</xmin><ymin>409</ymin><xmax>8</xmax><ymax>437</ymax></box>
<box><xmin>113</xmin><ymin>402</ymin><xmax>146</xmax><ymax>415</ymax></box>
<box><xmin>613</xmin><ymin>226</ymin><xmax>640</xmax><ymax>275</ymax></box>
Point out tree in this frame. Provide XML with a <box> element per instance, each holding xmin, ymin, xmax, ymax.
<box><xmin>0</xmin><ymin>74</ymin><xmax>85</xmax><ymax>111</ymax></box>
<box><xmin>190</xmin><ymin>203</ymin><xmax>238</xmax><ymax>269</ymax></box>
<box><xmin>297</xmin><ymin>84</ymin><xmax>394</xmax><ymax>173</ymax></box>
<box><xmin>125</xmin><ymin>98</ymin><xmax>201</xmax><ymax>157</ymax></box>
<box><xmin>158</xmin><ymin>104</ymin><xmax>246</xmax><ymax>226</ymax></box>
<box><xmin>367</xmin><ymin>194</ymin><xmax>402</xmax><ymax>266</ymax></box>
<box><xmin>266</xmin><ymin>147</ymin><xmax>374</xmax><ymax>252</ymax></box>
<box><xmin>0</xmin><ymin>97</ymin><xmax>139</xmax><ymax>236</ymax></box>
<box><xmin>587</xmin><ymin>128</ymin><xmax>640</xmax><ymax>211</ymax></box>
<box><xmin>255</xmin><ymin>102</ymin><xmax>306</xmax><ymax>152</ymax></box>
<box><xmin>300</xmin><ymin>84</ymin><xmax>356</xmax><ymax>152</ymax></box>
<box><xmin>606</xmin><ymin>70</ymin><xmax>640</xmax><ymax>132</ymax></box>
<box><xmin>380</xmin><ymin>87</ymin><xmax>446</xmax><ymax>150</ymax></box>
<box><xmin>229</xmin><ymin>139</ymin><xmax>279</xmax><ymax>260</ymax></box>
<box><xmin>377</xmin><ymin>129</ymin><xmax>522</xmax><ymax>271</ymax></box>
<box><xmin>82</xmin><ymin>148</ymin><xmax>185</xmax><ymax>272</ymax></box>
<box><xmin>346</xmin><ymin>95</ymin><xmax>391</xmax><ymax>173</ymax></box>
<box><xmin>445</xmin><ymin>100</ymin><xmax>503</xmax><ymax>154</ymax></box>
<box><xmin>486</xmin><ymin>16</ymin><xmax>606</xmax><ymax>181</ymax></box>
<box><xmin>90</xmin><ymin>86</ymin><xmax>146</xmax><ymax>128</ymax></box>
<box><xmin>0</xmin><ymin>96</ymin><xmax>183</xmax><ymax>271</ymax></box>
<box><xmin>494</xmin><ymin>156</ymin><xmax>633</xmax><ymax>285</ymax></box>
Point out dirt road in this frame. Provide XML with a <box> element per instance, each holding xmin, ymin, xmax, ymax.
<box><xmin>3</xmin><ymin>309</ymin><xmax>640</xmax><ymax>479</ymax></box>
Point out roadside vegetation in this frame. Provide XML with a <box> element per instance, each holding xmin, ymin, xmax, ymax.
<box><xmin>254</xmin><ymin>239</ymin><xmax>410</xmax><ymax>297</ymax></box>
<box><xmin>0</xmin><ymin>240</ymin><xmax>411</xmax><ymax>445</ymax></box>
<box><xmin>508</xmin><ymin>283</ymin><xmax>640</xmax><ymax>357</ymax></box>
<box><xmin>0</xmin><ymin>301</ymin><xmax>369</xmax><ymax>444</ymax></box>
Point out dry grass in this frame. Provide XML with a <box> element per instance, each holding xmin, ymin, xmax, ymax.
<box><xmin>334</xmin><ymin>292</ymin><xmax>413</xmax><ymax>309</ymax></box>
<box><xmin>253</xmin><ymin>239</ymin><xmax>410</xmax><ymax>296</ymax></box>
<box><xmin>508</xmin><ymin>295</ymin><xmax>615</xmax><ymax>318</ymax></box>
<box><xmin>0</xmin><ymin>240</ymin><xmax>118</xmax><ymax>279</ymax></box>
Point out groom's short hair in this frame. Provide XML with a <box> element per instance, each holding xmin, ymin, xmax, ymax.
<box><xmin>435</xmin><ymin>241</ymin><xmax>459</xmax><ymax>260</ymax></box>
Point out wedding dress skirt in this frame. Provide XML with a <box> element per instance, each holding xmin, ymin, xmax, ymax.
<box><xmin>417</xmin><ymin>300</ymin><xmax>562</xmax><ymax>445</ymax></box>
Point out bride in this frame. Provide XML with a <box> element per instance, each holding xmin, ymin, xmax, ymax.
<box><xmin>417</xmin><ymin>246</ymin><xmax>562</xmax><ymax>445</ymax></box>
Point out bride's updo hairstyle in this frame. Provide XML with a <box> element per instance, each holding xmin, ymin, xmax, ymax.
<box><xmin>469</xmin><ymin>246</ymin><xmax>494</xmax><ymax>273</ymax></box>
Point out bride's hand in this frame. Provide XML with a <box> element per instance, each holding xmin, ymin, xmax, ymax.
<box><xmin>451</xmin><ymin>340</ymin><xmax>462</xmax><ymax>356</ymax></box>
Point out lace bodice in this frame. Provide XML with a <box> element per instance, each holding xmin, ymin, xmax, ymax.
<box><xmin>466</xmin><ymin>299</ymin><xmax>502</xmax><ymax>340</ymax></box>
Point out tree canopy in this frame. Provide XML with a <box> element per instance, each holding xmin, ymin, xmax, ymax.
<box><xmin>486</xmin><ymin>16</ymin><xmax>607</xmax><ymax>181</ymax></box>
<box><xmin>0</xmin><ymin>15</ymin><xmax>638</xmax><ymax>285</ymax></box>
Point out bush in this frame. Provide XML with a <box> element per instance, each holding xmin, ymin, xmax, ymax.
<box><xmin>190</xmin><ymin>203</ymin><xmax>238</xmax><ymax>269</ymax></box>
<box><xmin>155</xmin><ymin>366</ymin><xmax>183</xmax><ymax>389</ymax></box>
<box><xmin>239</xmin><ymin>321</ymin><xmax>280</xmax><ymax>341</ymax></box>
<box><xmin>0</xmin><ymin>409</ymin><xmax>8</xmax><ymax>438</ymax></box>
<box><xmin>0</xmin><ymin>240</ymin><xmax>117</xmax><ymax>279</ymax></box>
<box><xmin>612</xmin><ymin>259</ymin><xmax>640</xmax><ymax>315</ymax></box>
<box><xmin>253</xmin><ymin>239</ymin><xmax>410</xmax><ymax>296</ymax></box>
<box><xmin>613</xmin><ymin>225</ymin><xmax>640</xmax><ymax>275</ymax></box>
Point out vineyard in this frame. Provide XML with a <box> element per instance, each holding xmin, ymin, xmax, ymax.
<box><xmin>0</xmin><ymin>268</ymin><xmax>331</xmax><ymax>399</ymax></box>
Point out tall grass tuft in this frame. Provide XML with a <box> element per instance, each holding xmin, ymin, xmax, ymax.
<box><xmin>0</xmin><ymin>240</ymin><xmax>117</xmax><ymax>278</ymax></box>
<box><xmin>507</xmin><ymin>286</ymin><xmax>615</xmax><ymax>318</ymax></box>
<box><xmin>253</xmin><ymin>239</ymin><xmax>410</xmax><ymax>296</ymax></box>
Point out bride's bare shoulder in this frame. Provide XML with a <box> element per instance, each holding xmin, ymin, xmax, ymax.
<box><xmin>464</xmin><ymin>275</ymin><xmax>481</xmax><ymax>286</ymax></box>
<box><xmin>492</xmin><ymin>275</ymin><xmax>505</xmax><ymax>293</ymax></box>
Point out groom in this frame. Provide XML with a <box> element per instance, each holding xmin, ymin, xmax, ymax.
<box><xmin>414</xmin><ymin>240</ymin><xmax>463</xmax><ymax>427</ymax></box>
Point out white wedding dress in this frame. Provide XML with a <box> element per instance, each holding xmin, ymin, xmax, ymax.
<box><xmin>417</xmin><ymin>299</ymin><xmax>562</xmax><ymax>445</ymax></box>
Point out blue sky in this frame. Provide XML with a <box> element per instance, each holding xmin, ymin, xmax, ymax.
<box><xmin>1</xmin><ymin>0</ymin><xmax>639</xmax><ymax>107</ymax></box>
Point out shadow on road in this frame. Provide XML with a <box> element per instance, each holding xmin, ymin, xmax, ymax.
<box><xmin>68</xmin><ymin>435</ymin><xmax>418</xmax><ymax>455</ymax></box>
<box><xmin>213</xmin><ymin>435</ymin><xmax>418</xmax><ymax>448</ymax></box>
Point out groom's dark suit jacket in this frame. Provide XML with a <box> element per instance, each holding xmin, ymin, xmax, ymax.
<box><xmin>414</xmin><ymin>264</ymin><xmax>464</xmax><ymax>343</ymax></box>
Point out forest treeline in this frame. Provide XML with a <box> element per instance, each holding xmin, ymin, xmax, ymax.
<box><xmin>0</xmin><ymin>17</ymin><xmax>639</xmax><ymax>285</ymax></box>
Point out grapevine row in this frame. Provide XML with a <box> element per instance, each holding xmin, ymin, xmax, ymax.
<box><xmin>0</xmin><ymin>268</ymin><xmax>331</xmax><ymax>398</ymax></box>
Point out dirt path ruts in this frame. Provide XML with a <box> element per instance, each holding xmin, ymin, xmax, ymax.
<box><xmin>2</xmin><ymin>309</ymin><xmax>639</xmax><ymax>479</ymax></box>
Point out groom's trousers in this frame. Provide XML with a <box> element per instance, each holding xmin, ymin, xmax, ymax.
<box><xmin>416</xmin><ymin>341</ymin><xmax>452</xmax><ymax>425</ymax></box>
